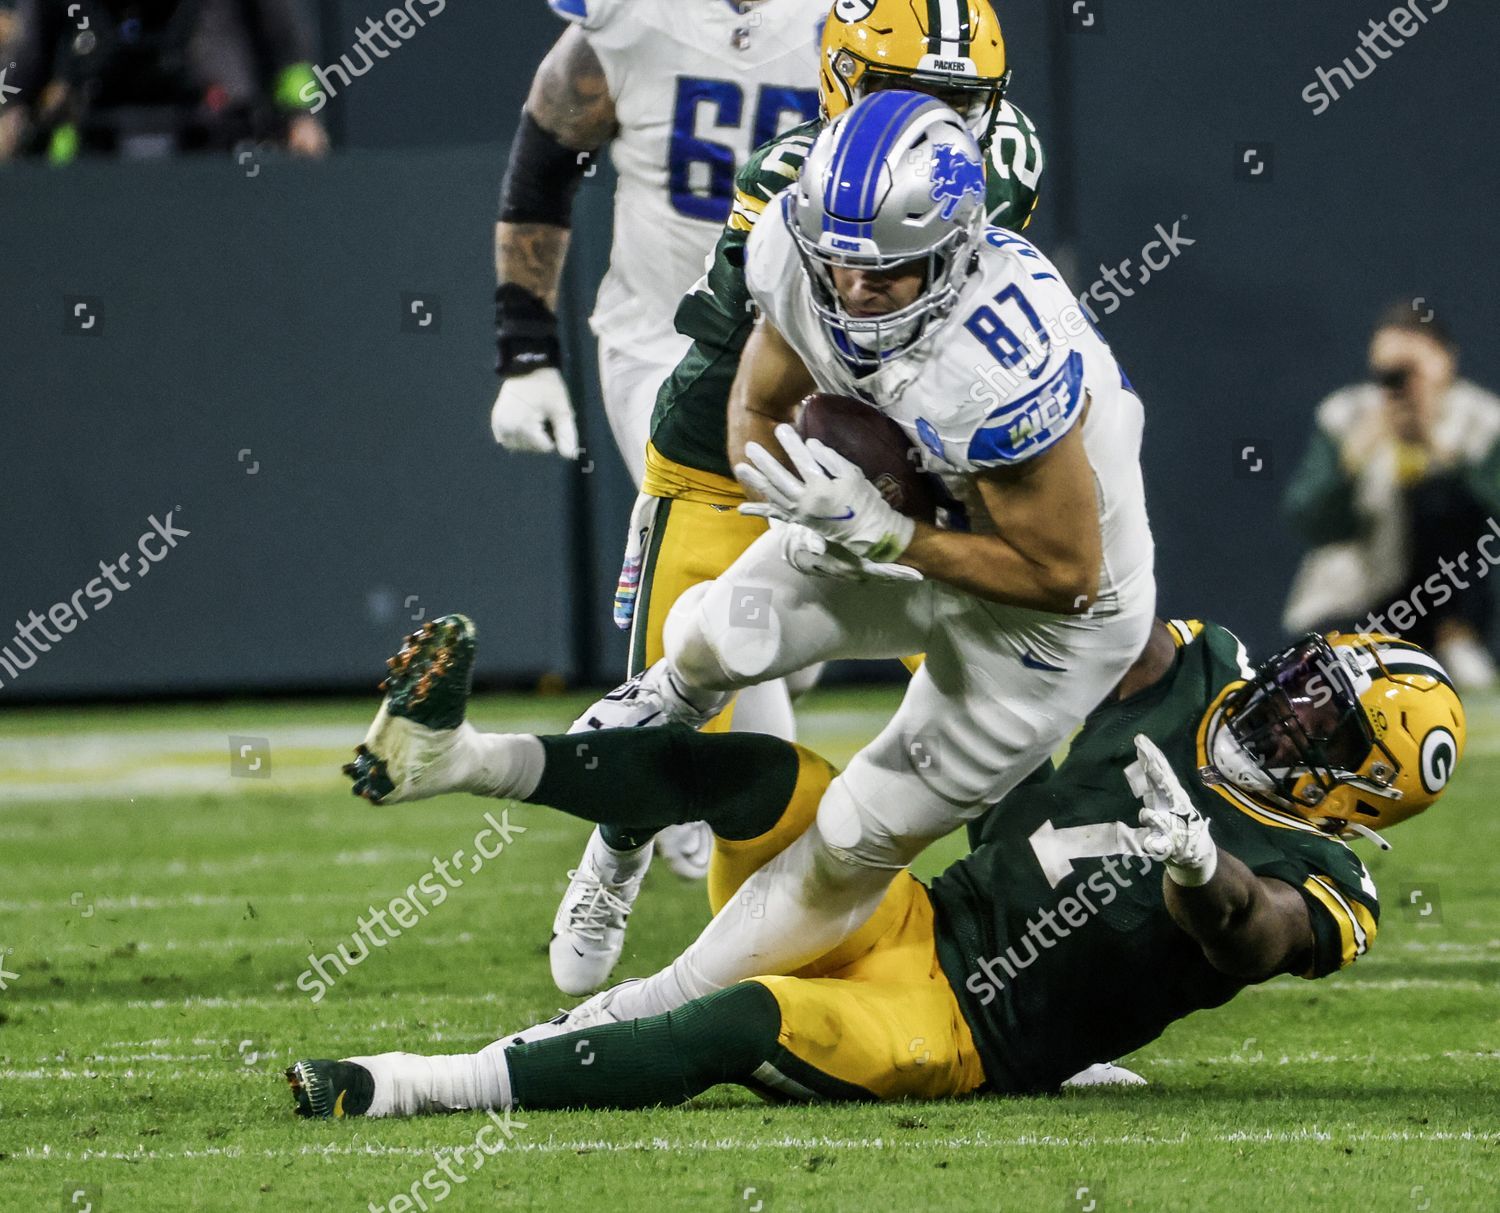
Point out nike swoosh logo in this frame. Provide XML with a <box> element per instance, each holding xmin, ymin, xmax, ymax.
<box><xmin>333</xmin><ymin>1089</ymin><xmax>347</xmax><ymax>1118</ymax></box>
<box><xmin>1020</xmin><ymin>651</ymin><xmax>1067</xmax><ymax>673</ymax></box>
<box><xmin>809</xmin><ymin>509</ymin><xmax>856</xmax><ymax>522</ymax></box>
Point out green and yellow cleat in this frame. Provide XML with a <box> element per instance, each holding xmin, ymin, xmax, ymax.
<box><xmin>286</xmin><ymin>1059</ymin><xmax>375</xmax><ymax>1119</ymax></box>
<box><xmin>344</xmin><ymin>614</ymin><xmax>479</xmax><ymax>805</ymax></box>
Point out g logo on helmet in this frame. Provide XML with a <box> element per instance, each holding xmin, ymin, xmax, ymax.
<box><xmin>1419</xmin><ymin>727</ymin><xmax>1458</xmax><ymax>794</ymax></box>
<box><xmin>834</xmin><ymin>0</ymin><xmax>878</xmax><ymax>22</ymax></box>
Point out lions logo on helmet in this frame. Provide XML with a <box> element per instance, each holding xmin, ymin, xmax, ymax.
<box><xmin>930</xmin><ymin>144</ymin><xmax>987</xmax><ymax>220</ymax></box>
<box><xmin>1200</xmin><ymin>631</ymin><xmax>1467</xmax><ymax>836</ymax></box>
<box><xmin>787</xmin><ymin>92</ymin><xmax>988</xmax><ymax>365</ymax></box>
<box><xmin>819</xmin><ymin>0</ymin><xmax>1011</xmax><ymax>148</ymax></box>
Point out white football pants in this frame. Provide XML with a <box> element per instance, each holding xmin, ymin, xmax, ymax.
<box><xmin>608</xmin><ymin>523</ymin><xmax>1156</xmax><ymax>1021</ymax></box>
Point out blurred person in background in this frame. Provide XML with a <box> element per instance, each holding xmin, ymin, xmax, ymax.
<box><xmin>1283</xmin><ymin>302</ymin><xmax>1500</xmax><ymax>690</ymax></box>
<box><xmin>0</xmin><ymin>0</ymin><xmax>327</xmax><ymax>162</ymax></box>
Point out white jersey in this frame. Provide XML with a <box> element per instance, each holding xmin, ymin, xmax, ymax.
<box><xmin>550</xmin><ymin>0</ymin><xmax>825</xmax><ymax>367</ymax></box>
<box><xmin>745</xmin><ymin>206</ymin><xmax>1156</xmax><ymax>616</ymax></box>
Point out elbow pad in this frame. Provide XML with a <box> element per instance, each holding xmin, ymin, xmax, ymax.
<box><xmin>499</xmin><ymin>110</ymin><xmax>597</xmax><ymax>227</ymax></box>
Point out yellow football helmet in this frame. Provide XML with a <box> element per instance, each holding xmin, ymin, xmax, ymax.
<box><xmin>1205</xmin><ymin>632</ymin><xmax>1465</xmax><ymax>835</ymax></box>
<box><xmin>819</xmin><ymin>0</ymin><xmax>1011</xmax><ymax>147</ymax></box>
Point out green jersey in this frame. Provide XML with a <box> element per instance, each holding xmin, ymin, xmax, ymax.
<box><xmin>927</xmin><ymin>621</ymin><xmax>1382</xmax><ymax>1095</ymax></box>
<box><xmin>648</xmin><ymin>103</ymin><xmax>1047</xmax><ymax>482</ymax></box>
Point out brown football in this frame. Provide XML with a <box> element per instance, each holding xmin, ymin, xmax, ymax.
<box><xmin>793</xmin><ymin>392</ymin><xmax>938</xmax><ymax>524</ymax></box>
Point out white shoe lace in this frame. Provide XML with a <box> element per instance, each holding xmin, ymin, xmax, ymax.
<box><xmin>562</xmin><ymin>870</ymin><xmax>636</xmax><ymax>943</ymax></box>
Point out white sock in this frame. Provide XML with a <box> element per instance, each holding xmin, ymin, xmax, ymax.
<box><xmin>352</xmin><ymin>1040</ymin><xmax>513</xmax><ymax>1118</ymax></box>
<box><xmin>463</xmin><ymin>731</ymin><xmax>545</xmax><ymax>800</ymax></box>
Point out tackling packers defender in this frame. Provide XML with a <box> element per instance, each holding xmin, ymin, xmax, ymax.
<box><xmin>552</xmin><ymin>0</ymin><xmax>1046</xmax><ymax>996</ymax></box>
<box><xmin>304</xmin><ymin>614</ymin><xmax>1463</xmax><ymax>1114</ymax></box>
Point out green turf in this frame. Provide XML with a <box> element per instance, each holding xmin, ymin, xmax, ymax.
<box><xmin>2</xmin><ymin>687</ymin><xmax>1497</xmax><ymax>1212</ymax></box>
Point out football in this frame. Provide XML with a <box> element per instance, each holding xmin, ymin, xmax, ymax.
<box><xmin>794</xmin><ymin>392</ymin><xmax>939</xmax><ymax>524</ymax></box>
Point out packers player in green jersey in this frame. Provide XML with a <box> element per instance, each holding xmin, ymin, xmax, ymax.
<box><xmin>550</xmin><ymin>0</ymin><xmax>1047</xmax><ymax>998</ymax></box>
<box><xmin>299</xmin><ymin>612</ymin><xmax>1464</xmax><ymax>1115</ymax></box>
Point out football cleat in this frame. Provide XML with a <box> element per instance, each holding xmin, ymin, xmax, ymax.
<box><xmin>286</xmin><ymin>1058</ymin><xmax>376</xmax><ymax>1118</ymax></box>
<box><xmin>558</xmin><ymin>978</ymin><xmax>642</xmax><ymax>1032</ymax></box>
<box><xmin>344</xmin><ymin>614</ymin><xmax>478</xmax><ymax>805</ymax></box>
<box><xmin>567</xmin><ymin>660</ymin><xmax>728</xmax><ymax>735</ymax></box>
<box><xmin>494</xmin><ymin>1009</ymin><xmax>579</xmax><ymax>1052</ymax></box>
<box><xmin>654</xmin><ymin>821</ymin><xmax>713</xmax><ymax>881</ymax></box>
<box><xmin>1061</xmin><ymin>1062</ymin><xmax>1148</xmax><ymax>1089</ymax></box>
<box><xmin>550</xmin><ymin>833</ymin><xmax>650</xmax><ymax>995</ymax></box>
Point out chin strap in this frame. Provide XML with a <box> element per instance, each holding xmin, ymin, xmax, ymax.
<box><xmin>1342</xmin><ymin>822</ymin><xmax>1392</xmax><ymax>851</ymax></box>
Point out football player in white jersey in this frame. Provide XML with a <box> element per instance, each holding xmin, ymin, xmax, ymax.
<box><xmin>556</xmin><ymin>90</ymin><xmax>1158</xmax><ymax>1025</ymax></box>
<box><xmin>490</xmin><ymin>0</ymin><xmax>825</xmax><ymax>486</ymax></box>
<box><xmin>490</xmin><ymin>0</ymin><xmax>824</xmax><ymax>883</ymax></box>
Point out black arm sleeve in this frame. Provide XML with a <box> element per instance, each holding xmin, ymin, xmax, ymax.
<box><xmin>498</xmin><ymin>109</ymin><xmax>596</xmax><ymax>227</ymax></box>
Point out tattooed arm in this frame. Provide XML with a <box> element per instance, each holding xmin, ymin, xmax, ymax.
<box><xmin>496</xmin><ymin>26</ymin><xmax>617</xmax><ymax>309</ymax></box>
<box><xmin>489</xmin><ymin>26</ymin><xmax>618</xmax><ymax>457</ymax></box>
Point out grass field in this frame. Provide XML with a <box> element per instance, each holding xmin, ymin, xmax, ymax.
<box><xmin>3</xmin><ymin>686</ymin><xmax>1498</xmax><ymax>1212</ymax></box>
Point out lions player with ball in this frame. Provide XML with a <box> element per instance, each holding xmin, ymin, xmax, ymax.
<box><xmin>557</xmin><ymin>89</ymin><xmax>1158</xmax><ymax>1026</ymax></box>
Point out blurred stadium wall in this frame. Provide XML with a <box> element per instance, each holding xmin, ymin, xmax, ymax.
<box><xmin>2</xmin><ymin>0</ymin><xmax>1497</xmax><ymax>699</ymax></box>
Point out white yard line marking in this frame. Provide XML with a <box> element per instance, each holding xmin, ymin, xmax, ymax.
<box><xmin>0</xmin><ymin>883</ymin><xmax>564</xmax><ymax>912</ymax></box>
<box><xmin>11</xmin><ymin>1052</ymin><xmax>1499</xmax><ymax>1080</ymax></box>
<box><xmin>18</xmin><ymin>977</ymin><xmax>1491</xmax><ymax>1016</ymax></box>
<box><xmin>11</xmin><ymin>1127</ymin><xmax>1495</xmax><ymax>1165</ymax></box>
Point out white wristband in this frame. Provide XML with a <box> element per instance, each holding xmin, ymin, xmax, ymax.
<box><xmin>1165</xmin><ymin>845</ymin><xmax>1218</xmax><ymax>888</ymax></box>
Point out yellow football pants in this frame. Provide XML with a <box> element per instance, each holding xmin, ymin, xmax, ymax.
<box><xmin>706</xmin><ymin>743</ymin><xmax>986</xmax><ymax>1102</ymax></box>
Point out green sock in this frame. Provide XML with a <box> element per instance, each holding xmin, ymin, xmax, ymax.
<box><xmin>530</xmin><ymin>726</ymin><xmax>800</xmax><ymax>846</ymax></box>
<box><xmin>507</xmin><ymin>983</ymin><xmax>782</xmax><ymax>1109</ymax></box>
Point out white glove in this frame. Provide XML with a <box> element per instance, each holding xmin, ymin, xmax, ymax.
<box><xmin>1127</xmin><ymin>733</ymin><xmax>1218</xmax><ymax>887</ymax></box>
<box><xmin>780</xmin><ymin>522</ymin><xmax>924</xmax><ymax>583</ymax></box>
<box><xmin>490</xmin><ymin>368</ymin><xmax>580</xmax><ymax>458</ymax></box>
<box><xmin>736</xmin><ymin>423</ymin><xmax>916</xmax><ymax>564</ymax></box>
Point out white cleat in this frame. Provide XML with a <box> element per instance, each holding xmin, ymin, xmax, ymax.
<box><xmin>550</xmin><ymin>833</ymin><xmax>651</xmax><ymax>996</ymax></box>
<box><xmin>1061</xmin><ymin>1061</ymin><xmax>1148</xmax><ymax>1089</ymax></box>
<box><xmin>559</xmin><ymin>979</ymin><xmax>642</xmax><ymax>1031</ymax></box>
<box><xmin>496</xmin><ymin>978</ymin><xmax>642</xmax><ymax>1052</ymax></box>
<box><xmin>654</xmin><ymin>821</ymin><xmax>713</xmax><ymax>881</ymax></box>
<box><xmin>494</xmin><ymin>1010</ymin><xmax>578</xmax><ymax>1052</ymax></box>
<box><xmin>568</xmin><ymin>660</ymin><xmax>729</xmax><ymax>735</ymax></box>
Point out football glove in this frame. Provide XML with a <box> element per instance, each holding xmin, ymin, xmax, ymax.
<box><xmin>1127</xmin><ymin>733</ymin><xmax>1218</xmax><ymax>887</ymax></box>
<box><xmin>737</xmin><ymin>424</ymin><xmax>916</xmax><ymax>564</ymax></box>
<box><xmin>779</xmin><ymin>522</ymin><xmax>924</xmax><ymax>583</ymax></box>
<box><xmin>490</xmin><ymin>369</ymin><xmax>580</xmax><ymax>459</ymax></box>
